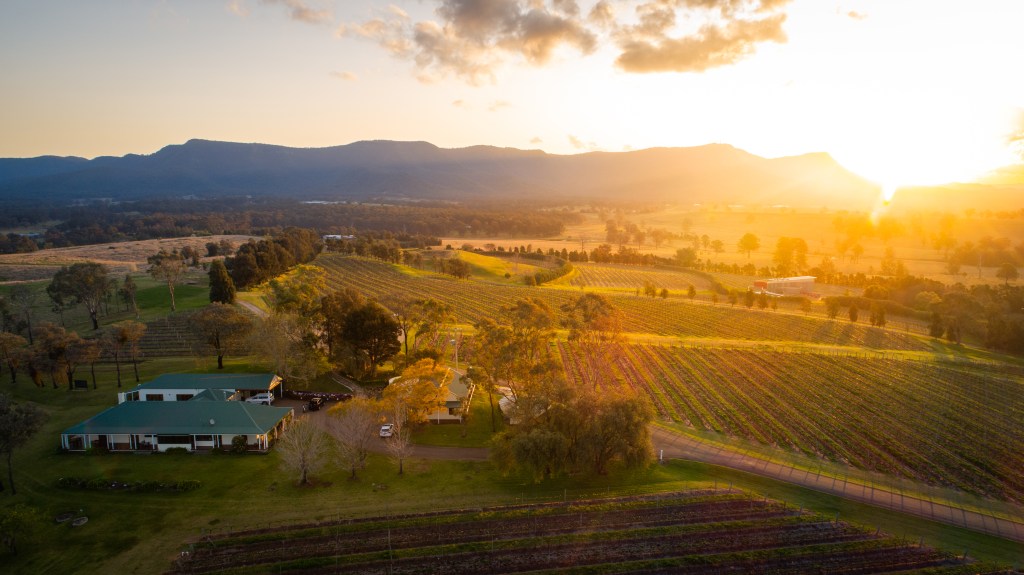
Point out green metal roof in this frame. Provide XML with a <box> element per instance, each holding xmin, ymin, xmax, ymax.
<box><xmin>190</xmin><ymin>389</ymin><xmax>236</xmax><ymax>402</ymax></box>
<box><xmin>62</xmin><ymin>401</ymin><xmax>292</xmax><ymax>436</ymax></box>
<box><xmin>130</xmin><ymin>373</ymin><xmax>280</xmax><ymax>392</ymax></box>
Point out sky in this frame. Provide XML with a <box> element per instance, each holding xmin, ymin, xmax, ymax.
<box><xmin>1</xmin><ymin>0</ymin><xmax>1023</xmax><ymax>191</ymax></box>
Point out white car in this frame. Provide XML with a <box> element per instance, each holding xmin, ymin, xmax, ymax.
<box><xmin>245</xmin><ymin>393</ymin><xmax>274</xmax><ymax>405</ymax></box>
<box><xmin>379</xmin><ymin>424</ymin><xmax>394</xmax><ymax>438</ymax></box>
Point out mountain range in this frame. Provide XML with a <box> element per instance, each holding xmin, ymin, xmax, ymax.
<box><xmin>1</xmin><ymin>139</ymin><xmax>1016</xmax><ymax>211</ymax></box>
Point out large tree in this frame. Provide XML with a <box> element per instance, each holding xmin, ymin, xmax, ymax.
<box><xmin>190</xmin><ymin>303</ymin><xmax>253</xmax><ymax>369</ymax></box>
<box><xmin>492</xmin><ymin>383</ymin><xmax>653</xmax><ymax>479</ymax></box>
<box><xmin>560</xmin><ymin>293</ymin><xmax>622</xmax><ymax>388</ymax></box>
<box><xmin>148</xmin><ymin>250</ymin><xmax>187</xmax><ymax>312</ymax></box>
<box><xmin>382</xmin><ymin>359</ymin><xmax>450</xmax><ymax>424</ymax></box>
<box><xmin>8</xmin><ymin>286</ymin><xmax>37</xmax><ymax>345</ymax></box>
<box><xmin>379</xmin><ymin>292</ymin><xmax>422</xmax><ymax>358</ymax></box>
<box><xmin>47</xmin><ymin>263</ymin><xmax>113</xmax><ymax>330</ymax></box>
<box><xmin>110</xmin><ymin>320</ymin><xmax>147</xmax><ymax>384</ymax></box>
<box><xmin>276</xmin><ymin>418</ymin><xmax>332</xmax><ymax>486</ymax></box>
<box><xmin>208</xmin><ymin>260</ymin><xmax>237</xmax><ymax>304</ymax></box>
<box><xmin>320</xmin><ymin>288</ymin><xmax>366</xmax><ymax>358</ymax></box>
<box><xmin>737</xmin><ymin>232</ymin><xmax>760</xmax><ymax>259</ymax></box>
<box><xmin>0</xmin><ymin>333</ymin><xmax>27</xmax><ymax>384</ymax></box>
<box><xmin>249</xmin><ymin>312</ymin><xmax>326</xmax><ymax>384</ymax></box>
<box><xmin>340</xmin><ymin>302</ymin><xmax>401</xmax><ymax>378</ymax></box>
<box><xmin>0</xmin><ymin>394</ymin><xmax>47</xmax><ymax>495</ymax></box>
<box><xmin>328</xmin><ymin>398</ymin><xmax>378</xmax><ymax>480</ymax></box>
<box><xmin>474</xmin><ymin>298</ymin><xmax>559</xmax><ymax>430</ymax></box>
<box><xmin>118</xmin><ymin>274</ymin><xmax>139</xmax><ymax>318</ymax></box>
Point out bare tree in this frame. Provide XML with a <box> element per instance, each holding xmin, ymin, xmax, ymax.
<box><xmin>9</xmin><ymin>286</ymin><xmax>37</xmax><ymax>345</ymax></box>
<box><xmin>384</xmin><ymin>400</ymin><xmax>415</xmax><ymax>475</ymax></box>
<box><xmin>112</xmin><ymin>320</ymin><xmax>147</xmax><ymax>384</ymax></box>
<box><xmin>276</xmin><ymin>418</ymin><xmax>332</xmax><ymax>486</ymax></box>
<box><xmin>189</xmin><ymin>303</ymin><xmax>253</xmax><ymax>369</ymax></box>
<box><xmin>148</xmin><ymin>250</ymin><xmax>187</xmax><ymax>312</ymax></box>
<box><xmin>328</xmin><ymin>399</ymin><xmax>378</xmax><ymax>480</ymax></box>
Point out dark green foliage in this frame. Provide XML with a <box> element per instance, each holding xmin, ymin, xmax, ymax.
<box><xmin>208</xmin><ymin>260</ymin><xmax>236</xmax><ymax>304</ymax></box>
<box><xmin>848</xmin><ymin>303</ymin><xmax>859</xmax><ymax>323</ymax></box>
<box><xmin>0</xmin><ymin>394</ymin><xmax>48</xmax><ymax>495</ymax></box>
<box><xmin>340</xmin><ymin>302</ymin><xmax>401</xmax><ymax>378</ymax></box>
<box><xmin>227</xmin><ymin>228</ymin><xmax>322</xmax><ymax>288</ymax></box>
<box><xmin>47</xmin><ymin>262</ymin><xmax>113</xmax><ymax>330</ymax></box>
<box><xmin>56</xmin><ymin>476</ymin><xmax>201</xmax><ymax>492</ymax></box>
<box><xmin>231</xmin><ymin>435</ymin><xmax>249</xmax><ymax>454</ymax></box>
<box><xmin>929</xmin><ymin>311</ymin><xmax>944</xmax><ymax>337</ymax></box>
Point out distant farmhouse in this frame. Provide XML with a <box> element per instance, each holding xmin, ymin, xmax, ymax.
<box><xmin>61</xmin><ymin>373</ymin><xmax>292</xmax><ymax>453</ymax></box>
<box><xmin>752</xmin><ymin>276</ymin><xmax>817</xmax><ymax>297</ymax></box>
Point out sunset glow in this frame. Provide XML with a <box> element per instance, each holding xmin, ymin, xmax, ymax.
<box><xmin>1</xmin><ymin>0</ymin><xmax>1022</xmax><ymax>189</ymax></box>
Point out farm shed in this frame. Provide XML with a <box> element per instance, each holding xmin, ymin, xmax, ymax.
<box><xmin>752</xmin><ymin>276</ymin><xmax>816</xmax><ymax>296</ymax></box>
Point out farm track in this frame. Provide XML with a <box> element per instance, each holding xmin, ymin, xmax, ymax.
<box><xmin>170</xmin><ymin>491</ymin><xmax>1011</xmax><ymax>575</ymax></box>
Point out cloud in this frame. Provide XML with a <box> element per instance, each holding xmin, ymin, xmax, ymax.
<box><xmin>452</xmin><ymin>99</ymin><xmax>469</xmax><ymax>108</ymax></box>
<box><xmin>568</xmin><ymin>134</ymin><xmax>600</xmax><ymax>151</ymax></box>
<box><xmin>530</xmin><ymin>136</ymin><xmax>543</xmax><ymax>144</ymax></box>
<box><xmin>227</xmin><ymin>0</ymin><xmax>249</xmax><ymax>17</ymax></box>
<box><xmin>488</xmin><ymin>100</ymin><xmax>512</xmax><ymax>111</ymax></box>
<box><xmin>341</xmin><ymin>0</ymin><xmax>792</xmax><ymax>82</ymax></box>
<box><xmin>331</xmin><ymin>71</ymin><xmax>358</xmax><ymax>81</ymax></box>
<box><xmin>845</xmin><ymin>10</ymin><xmax>867</xmax><ymax>20</ymax></box>
<box><xmin>616</xmin><ymin>10</ymin><xmax>788</xmax><ymax>73</ymax></box>
<box><xmin>263</xmin><ymin>0</ymin><xmax>332</xmax><ymax>25</ymax></box>
<box><xmin>343</xmin><ymin>0</ymin><xmax>597</xmax><ymax>83</ymax></box>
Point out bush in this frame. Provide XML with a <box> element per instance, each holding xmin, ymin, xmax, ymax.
<box><xmin>56</xmin><ymin>476</ymin><xmax>202</xmax><ymax>492</ymax></box>
<box><xmin>163</xmin><ymin>447</ymin><xmax>189</xmax><ymax>455</ymax></box>
<box><xmin>231</xmin><ymin>435</ymin><xmax>249</xmax><ymax>454</ymax></box>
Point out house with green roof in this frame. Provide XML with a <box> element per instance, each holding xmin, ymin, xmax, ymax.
<box><xmin>116</xmin><ymin>373</ymin><xmax>282</xmax><ymax>404</ymax></box>
<box><xmin>63</xmin><ymin>373</ymin><xmax>292</xmax><ymax>453</ymax></box>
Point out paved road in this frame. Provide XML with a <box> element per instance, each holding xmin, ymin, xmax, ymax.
<box><xmin>650</xmin><ymin>426</ymin><xmax>1024</xmax><ymax>543</ymax></box>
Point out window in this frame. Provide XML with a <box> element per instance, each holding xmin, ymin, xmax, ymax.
<box><xmin>145</xmin><ymin>394</ymin><xmax>163</xmax><ymax>401</ymax></box>
<box><xmin>175</xmin><ymin>394</ymin><xmax>194</xmax><ymax>401</ymax></box>
<box><xmin>194</xmin><ymin>435</ymin><xmax>213</xmax><ymax>442</ymax></box>
<box><xmin>158</xmin><ymin>435</ymin><xmax>191</xmax><ymax>445</ymax></box>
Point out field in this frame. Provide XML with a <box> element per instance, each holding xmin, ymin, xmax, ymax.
<box><xmin>0</xmin><ymin>235</ymin><xmax>252</xmax><ymax>283</ymax></box>
<box><xmin>565</xmin><ymin>344</ymin><xmax>1024</xmax><ymax>503</ymax></box>
<box><xmin>170</xmin><ymin>491</ymin><xmax>1005</xmax><ymax>575</ymax></box>
<box><xmin>313</xmin><ymin>253</ymin><xmax>1024</xmax><ymax>504</ymax></box>
<box><xmin>442</xmin><ymin>206</ymin><xmax>1024</xmax><ymax>286</ymax></box>
<box><xmin>316</xmin><ymin>254</ymin><xmax>931</xmax><ymax>350</ymax></box>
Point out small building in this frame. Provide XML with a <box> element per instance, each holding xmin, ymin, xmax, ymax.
<box><xmin>752</xmin><ymin>276</ymin><xmax>816</xmax><ymax>297</ymax></box>
<box><xmin>116</xmin><ymin>373</ymin><xmax>282</xmax><ymax>404</ymax></box>
<box><xmin>60</xmin><ymin>400</ymin><xmax>292</xmax><ymax>453</ymax></box>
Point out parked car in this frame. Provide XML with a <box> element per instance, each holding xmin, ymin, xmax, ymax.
<box><xmin>379</xmin><ymin>424</ymin><xmax>394</xmax><ymax>438</ymax></box>
<box><xmin>305</xmin><ymin>397</ymin><xmax>325</xmax><ymax>412</ymax></box>
<box><xmin>245</xmin><ymin>393</ymin><xmax>274</xmax><ymax>405</ymax></box>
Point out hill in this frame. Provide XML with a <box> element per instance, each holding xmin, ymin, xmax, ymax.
<box><xmin>0</xmin><ymin>139</ymin><xmax>881</xmax><ymax>209</ymax></box>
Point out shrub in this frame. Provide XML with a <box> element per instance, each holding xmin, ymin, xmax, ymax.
<box><xmin>231</xmin><ymin>435</ymin><xmax>249</xmax><ymax>454</ymax></box>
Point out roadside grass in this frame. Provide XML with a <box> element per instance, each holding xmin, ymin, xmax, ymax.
<box><xmin>411</xmin><ymin>389</ymin><xmax>504</xmax><ymax>448</ymax></box>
